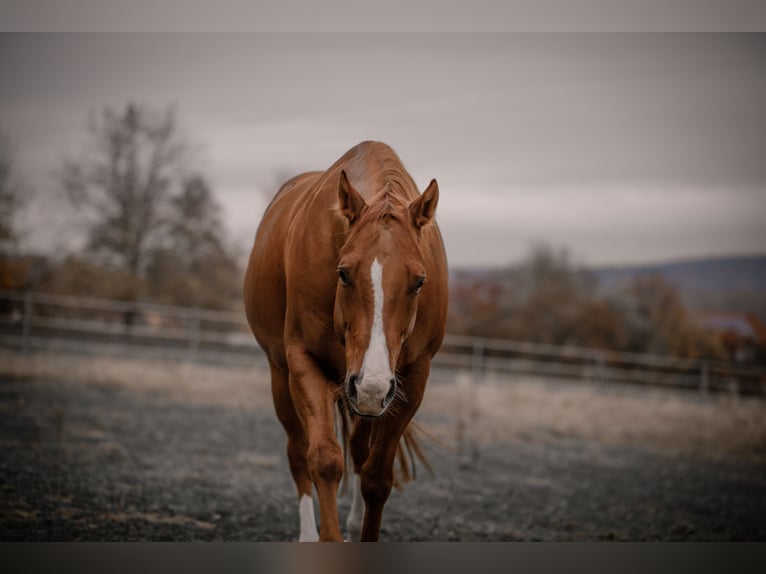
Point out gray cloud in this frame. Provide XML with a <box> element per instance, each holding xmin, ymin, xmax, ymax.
<box><xmin>3</xmin><ymin>1</ymin><xmax>764</xmax><ymax>32</ymax></box>
<box><xmin>2</xmin><ymin>33</ymin><xmax>765</xmax><ymax>266</ymax></box>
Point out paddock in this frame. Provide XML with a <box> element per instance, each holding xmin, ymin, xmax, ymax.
<box><xmin>2</xmin><ymin>350</ymin><xmax>764</xmax><ymax>541</ymax></box>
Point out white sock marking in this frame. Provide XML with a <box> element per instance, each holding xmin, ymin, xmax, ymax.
<box><xmin>346</xmin><ymin>473</ymin><xmax>364</xmax><ymax>541</ymax></box>
<box><xmin>298</xmin><ymin>493</ymin><xmax>319</xmax><ymax>542</ymax></box>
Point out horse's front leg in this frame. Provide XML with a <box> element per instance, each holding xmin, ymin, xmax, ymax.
<box><xmin>359</xmin><ymin>358</ymin><xmax>430</xmax><ymax>541</ymax></box>
<box><xmin>346</xmin><ymin>418</ymin><xmax>372</xmax><ymax>541</ymax></box>
<box><xmin>286</xmin><ymin>344</ymin><xmax>345</xmax><ymax>542</ymax></box>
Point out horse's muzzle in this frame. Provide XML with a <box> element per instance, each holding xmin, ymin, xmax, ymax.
<box><xmin>346</xmin><ymin>373</ymin><xmax>396</xmax><ymax>416</ymax></box>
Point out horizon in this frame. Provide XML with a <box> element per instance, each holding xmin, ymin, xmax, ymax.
<box><xmin>448</xmin><ymin>251</ymin><xmax>766</xmax><ymax>272</ymax></box>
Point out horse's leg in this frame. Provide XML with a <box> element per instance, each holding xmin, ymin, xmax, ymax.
<box><xmin>286</xmin><ymin>345</ymin><xmax>345</xmax><ymax>542</ymax></box>
<box><xmin>269</xmin><ymin>359</ymin><xmax>318</xmax><ymax>541</ymax></box>
<box><xmin>346</xmin><ymin>419</ymin><xmax>372</xmax><ymax>541</ymax></box>
<box><xmin>359</xmin><ymin>358</ymin><xmax>430</xmax><ymax>541</ymax></box>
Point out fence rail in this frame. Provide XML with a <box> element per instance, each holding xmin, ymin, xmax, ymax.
<box><xmin>1</xmin><ymin>290</ymin><xmax>764</xmax><ymax>395</ymax></box>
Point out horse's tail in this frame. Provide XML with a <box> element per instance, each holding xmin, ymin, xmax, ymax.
<box><xmin>393</xmin><ymin>421</ymin><xmax>434</xmax><ymax>490</ymax></box>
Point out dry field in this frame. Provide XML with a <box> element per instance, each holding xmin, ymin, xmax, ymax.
<box><xmin>1</xmin><ymin>349</ymin><xmax>765</xmax><ymax>540</ymax></box>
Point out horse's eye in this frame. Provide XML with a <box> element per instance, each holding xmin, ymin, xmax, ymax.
<box><xmin>412</xmin><ymin>276</ymin><xmax>426</xmax><ymax>294</ymax></box>
<box><xmin>338</xmin><ymin>268</ymin><xmax>351</xmax><ymax>286</ymax></box>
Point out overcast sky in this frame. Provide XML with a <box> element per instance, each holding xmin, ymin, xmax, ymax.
<box><xmin>1</xmin><ymin>33</ymin><xmax>764</xmax><ymax>268</ymax></box>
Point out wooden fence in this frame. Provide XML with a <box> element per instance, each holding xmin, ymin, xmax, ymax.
<box><xmin>1</xmin><ymin>290</ymin><xmax>764</xmax><ymax>395</ymax></box>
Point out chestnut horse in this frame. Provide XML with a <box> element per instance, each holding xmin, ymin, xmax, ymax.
<box><xmin>244</xmin><ymin>141</ymin><xmax>448</xmax><ymax>541</ymax></box>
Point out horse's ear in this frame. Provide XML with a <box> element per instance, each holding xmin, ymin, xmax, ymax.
<box><xmin>338</xmin><ymin>170</ymin><xmax>366</xmax><ymax>224</ymax></box>
<box><xmin>409</xmin><ymin>178</ymin><xmax>439</xmax><ymax>229</ymax></box>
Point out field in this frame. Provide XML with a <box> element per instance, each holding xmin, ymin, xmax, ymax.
<box><xmin>1</xmin><ymin>349</ymin><xmax>765</xmax><ymax>541</ymax></box>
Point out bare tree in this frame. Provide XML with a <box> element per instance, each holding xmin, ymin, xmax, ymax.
<box><xmin>146</xmin><ymin>174</ymin><xmax>242</xmax><ymax>309</ymax></box>
<box><xmin>0</xmin><ymin>126</ymin><xmax>22</xmax><ymax>256</ymax></box>
<box><xmin>61</xmin><ymin>103</ymin><xmax>185</xmax><ymax>282</ymax></box>
<box><xmin>58</xmin><ymin>103</ymin><xmax>243</xmax><ymax>309</ymax></box>
<box><xmin>621</xmin><ymin>274</ymin><xmax>724</xmax><ymax>358</ymax></box>
<box><xmin>0</xmin><ymin>126</ymin><xmax>29</xmax><ymax>293</ymax></box>
<box><xmin>167</xmin><ymin>174</ymin><xmax>227</xmax><ymax>266</ymax></box>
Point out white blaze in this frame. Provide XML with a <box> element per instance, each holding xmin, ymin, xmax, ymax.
<box><xmin>357</xmin><ymin>258</ymin><xmax>395</xmax><ymax>410</ymax></box>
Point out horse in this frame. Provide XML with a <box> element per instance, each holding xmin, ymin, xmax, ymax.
<box><xmin>243</xmin><ymin>141</ymin><xmax>448</xmax><ymax>541</ymax></box>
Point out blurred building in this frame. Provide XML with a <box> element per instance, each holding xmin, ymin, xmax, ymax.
<box><xmin>700</xmin><ymin>313</ymin><xmax>766</xmax><ymax>364</ymax></box>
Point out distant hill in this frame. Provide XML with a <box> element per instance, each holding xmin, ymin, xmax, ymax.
<box><xmin>590</xmin><ymin>255</ymin><xmax>766</xmax><ymax>323</ymax></box>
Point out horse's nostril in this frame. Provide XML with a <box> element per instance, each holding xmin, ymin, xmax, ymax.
<box><xmin>382</xmin><ymin>379</ymin><xmax>396</xmax><ymax>407</ymax></box>
<box><xmin>347</xmin><ymin>374</ymin><xmax>359</xmax><ymax>403</ymax></box>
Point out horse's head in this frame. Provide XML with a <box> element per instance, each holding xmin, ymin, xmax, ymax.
<box><xmin>333</xmin><ymin>170</ymin><xmax>439</xmax><ymax>417</ymax></box>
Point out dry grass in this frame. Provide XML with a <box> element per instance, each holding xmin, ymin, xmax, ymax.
<box><xmin>3</xmin><ymin>349</ymin><xmax>765</xmax><ymax>463</ymax></box>
<box><xmin>422</xmin><ymin>371</ymin><xmax>766</xmax><ymax>463</ymax></box>
<box><xmin>0</xmin><ymin>349</ymin><xmax>272</xmax><ymax>410</ymax></box>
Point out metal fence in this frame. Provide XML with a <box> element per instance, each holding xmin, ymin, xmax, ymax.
<box><xmin>1</xmin><ymin>290</ymin><xmax>764</xmax><ymax>395</ymax></box>
<box><xmin>0</xmin><ymin>290</ymin><xmax>259</xmax><ymax>365</ymax></box>
<box><xmin>439</xmin><ymin>335</ymin><xmax>766</xmax><ymax>395</ymax></box>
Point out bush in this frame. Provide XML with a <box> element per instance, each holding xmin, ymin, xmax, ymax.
<box><xmin>448</xmin><ymin>245</ymin><xmax>726</xmax><ymax>360</ymax></box>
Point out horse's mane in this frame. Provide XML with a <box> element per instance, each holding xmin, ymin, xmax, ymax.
<box><xmin>359</xmin><ymin>190</ymin><xmax>408</xmax><ymax>225</ymax></box>
<box><xmin>342</xmin><ymin>141</ymin><xmax>418</xmax><ymax>224</ymax></box>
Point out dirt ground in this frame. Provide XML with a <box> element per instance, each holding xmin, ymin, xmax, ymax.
<box><xmin>1</xmin><ymin>349</ymin><xmax>765</xmax><ymax>541</ymax></box>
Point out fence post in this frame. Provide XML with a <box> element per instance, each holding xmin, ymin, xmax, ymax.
<box><xmin>21</xmin><ymin>291</ymin><xmax>32</xmax><ymax>353</ymax></box>
<box><xmin>472</xmin><ymin>337</ymin><xmax>485</xmax><ymax>382</ymax></box>
<box><xmin>187</xmin><ymin>307</ymin><xmax>201</xmax><ymax>361</ymax></box>
<box><xmin>456</xmin><ymin>371</ymin><xmax>480</xmax><ymax>469</ymax></box>
<box><xmin>597</xmin><ymin>351</ymin><xmax>607</xmax><ymax>383</ymax></box>
<box><xmin>700</xmin><ymin>361</ymin><xmax>709</xmax><ymax>395</ymax></box>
